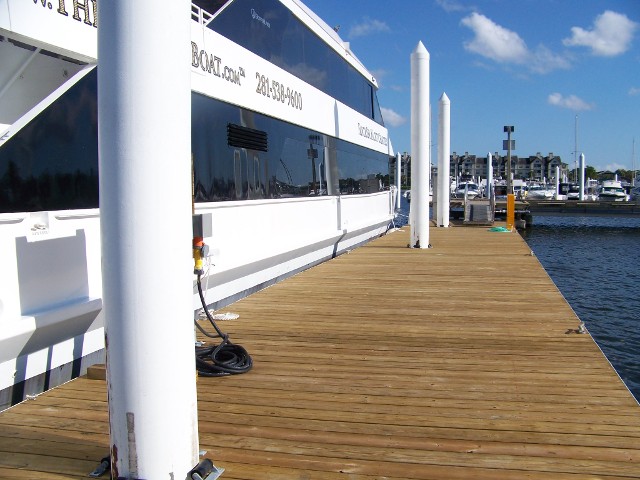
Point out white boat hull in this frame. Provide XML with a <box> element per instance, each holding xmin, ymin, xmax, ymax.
<box><xmin>0</xmin><ymin>192</ymin><xmax>393</xmax><ymax>409</ymax></box>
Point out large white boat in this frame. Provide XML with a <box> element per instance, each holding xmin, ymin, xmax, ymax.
<box><xmin>526</xmin><ymin>184</ymin><xmax>555</xmax><ymax>200</ymax></box>
<box><xmin>453</xmin><ymin>181</ymin><xmax>480</xmax><ymax>199</ymax></box>
<box><xmin>597</xmin><ymin>180</ymin><xmax>629</xmax><ymax>201</ymax></box>
<box><xmin>0</xmin><ymin>0</ymin><xmax>396</xmax><ymax>409</ymax></box>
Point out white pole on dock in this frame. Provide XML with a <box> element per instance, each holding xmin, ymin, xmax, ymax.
<box><xmin>579</xmin><ymin>153</ymin><xmax>585</xmax><ymax>200</ymax></box>
<box><xmin>98</xmin><ymin>1</ymin><xmax>199</xmax><ymax>478</ymax></box>
<box><xmin>555</xmin><ymin>166</ymin><xmax>560</xmax><ymax>199</ymax></box>
<box><xmin>410</xmin><ymin>41</ymin><xmax>430</xmax><ymax>248</ymax></box>
<box><xmin>396</xmin><ymin>152</ymin><xmax>402</xmax><ymax>210</ymax></box>
<box><xmin>487</xmin><ymin>153</ymin><xmax>493</xmax><ymax>202</ymax></box>
<box><xmin>633</xmin><ymin>137</ymin><xmax>636</xmax><ymax>187</ymax></box>
<box><xmin>437</xmin><ymin>92</ymin><xmax>450</xmax><ymax>227</ymax></box>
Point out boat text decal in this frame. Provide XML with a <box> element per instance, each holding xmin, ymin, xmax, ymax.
<box><xmin>358</xmin><ymin>123</ymin><xmax>388</xmax><ymax>147</ymax></box>
<box><xmin>32</xmin><ymin>0</ymin><xmax>97</xmax><ymax>28</ymax></box>
<box><xmin>255</xmin><ymin>73</ymin><xmax>303</xmax><ymax>110</ymax></box>
<box><xmin>192</xmin><ymin>42</ymin><xmax>245</xmax><ymax>86</ymax></box>
<box><xmin>251</xmin><ymin>9</ymin><xmax>271</xmax><ymax>29</ymax></box>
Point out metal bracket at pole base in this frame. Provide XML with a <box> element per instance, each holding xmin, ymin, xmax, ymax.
<box><xmin>88</xmin><ymin>456</ymin><xmax>111</xmax><ymax>477</ymax></box>
<box><xmin>410</xmin><ymin>240</ymin><xmax>432</xmax><ymax>249</ymax></box>
<box><xmin>189</xmin><ymin>459</ymin><xmax>225</xmax><ymax>480</ymax></box>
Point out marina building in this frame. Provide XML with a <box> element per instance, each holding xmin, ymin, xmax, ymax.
<box><xmin>399</xmin><ymin>152</ymin><xmax>569</xmax><ymax>186</ymax></box>
<box><xmin>451</xmin><ymin>151</ymin><xmax>568</xmax><ymax>181</ymax></box>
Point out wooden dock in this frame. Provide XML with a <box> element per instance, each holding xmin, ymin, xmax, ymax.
<box><xmin>1</xmin><ymin>225</ymin><xmax>639</xmax><ymax>479</ymax></box>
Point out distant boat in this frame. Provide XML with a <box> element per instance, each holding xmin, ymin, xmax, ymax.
<box><xmin>566</xmin><ymin>184</ymin><xmax>581</xmax><ymax>200</ymax></box>
<box><xmin>454</xmin><ymin>181</ymin><xmax>480</xmax><ymax>200</ymax></box>
<box><xmin>598</xmin><ymin>180</ymin><xmax>629</xmax><ymax>201</ymax></box>
<box><xmin>527</xmin><ymin>184</ymin><xmax>555</xmax><ymax>200</ymax></box>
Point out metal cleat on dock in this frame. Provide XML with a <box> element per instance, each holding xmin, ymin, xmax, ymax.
<box><xmin>189</xmin><ymin>458</ymin><xmax>225</xmax><ymax>480</ymax></box>
<box><xmin>88</xmin><ymin>456</ymin><xmax>111</xmax><ymax>477</ymax></box>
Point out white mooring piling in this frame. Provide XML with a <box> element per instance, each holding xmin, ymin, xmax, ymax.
<box><xmin>579</xmin><ymin>153</ymin><xmax>585</xmax><ymax>201</ymax></box>
<box><xmin>396</xmin><ymin>152</ymin><xmax>402</xmax><ymax>210</ymax></box>
<box><xmin>410</xmin><ymin>41</ymin><xmax>430</xmax><ymax>248</ymax></box>
<box><xmin>437</xmin><ymin>93</ymin><xmax>450</xmax><ymax>227</ymax></box>
<box><xmin>98</xmin><ymin>1</ymin><xmax>199</xmax><ymax>478</ymax></box>
<box><xmin>487</xmin><ymin>153</ymin><xmax>493</xmax><ymax>202</ymax></box>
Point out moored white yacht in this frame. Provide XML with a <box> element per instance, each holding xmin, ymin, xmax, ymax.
<box><xmin>453</xmin><ymin>181</ymin><xmax>480</xmax><ymax>199</ymax></box>
<box><xmin>598</xmin><ymin>180</ymin><xmax>629</xmax><ymax>201</ymax></box>
<box><xmin>0</xmin><ymin>0</ymin><xmax>397</xmax><ymax>409</ymax></box>
<box><xmin>526</xmin><ymin>184</ymin><xmax>555</xmax><ymax>200</ymax></box>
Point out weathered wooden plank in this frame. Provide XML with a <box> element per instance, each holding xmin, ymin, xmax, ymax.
<box><xmin>199</xmin><ymin>422</ymin><xmax>639</xmax><ymax>463</ymax></box>
<box><xmin>0</xmin><ymin>467</ymin><xmax>89</xmax><ymax>480</ymax></box>
<box><xmin>201</xmin><ymin>434</ymin><xmax>640</xmax><ymax>477</ymax></box>
<box><xmin>0</xmin><ymin>453</ymin><xmax>97</xmax><ymax>478</ymax></box>
<box><xmin>200</xmin><ymin>448</ymin><xmax>637</xmax><ymax>480</ymax></box>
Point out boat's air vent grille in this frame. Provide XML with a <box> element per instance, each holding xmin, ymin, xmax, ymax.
<box><xmin>227</xmin><ymin>124</ymin><xmax>268</xmax><ymax>152</ymax></box>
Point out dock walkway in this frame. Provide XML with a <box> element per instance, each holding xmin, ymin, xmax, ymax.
<box><xmin>1</xmin><ymin>225</ymin><xmax>639</xmax><ymax>479</ymax></box>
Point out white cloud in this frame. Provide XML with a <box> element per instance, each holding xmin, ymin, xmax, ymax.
<box><xmin>547</xmin><ymin>93</ymin><xmax>594</xmax><ymax>111</ymax></box>
<box><xmin>381</xmin><ymin>107</ymin><xmax>406</xmax><ymax>127</ymax></box>
<box><xmin>529</xmin><ymin>45</ymin><xmax>572</xmax><ymax>74</ymax></box>
<box><xmin>461</xmin><ymin>13</ymin><xmax>528</xmax><ymax>63</ymax></box>
<box><xmin>460</xmin><ymin>13</ymin><xmax>570</xmax><ymax>74</ymax></box>
<box><xmin>563</xmin><ymin>10</ymin><xmax>638</xmax><ymax>56</ymax></box>
<box><xmin>629</xmin><ymin>87</ymin><xmax>640</xmax><ymax>96</ymax></box>
<box><xmin>604</xmin><ymin>163</ymin><xmax>627</xmax><ymax>172</ymax></box>
<box><xmin>435</xmin><ymin>0</ymin><xmax>472</xmax><ymax>13</ymax></box>
<box><xmin>348</xmin><ymin>17</ymin><xmax>390</xmax><ymax>39</ymax></box>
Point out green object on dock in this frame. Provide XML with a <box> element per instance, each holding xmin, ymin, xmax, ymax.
<box><xmin>489</xmin><ymin>226</ymin><xmax>511</xmax><ymax>232</ymax></box>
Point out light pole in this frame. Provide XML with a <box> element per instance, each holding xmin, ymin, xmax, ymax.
<box><xmin>503</xmin><ymin>126</ymin><xmax>515</xmax><ymax>230</ymax></box>
<box><xmin>503</xmin><ymin>126</ymin><xmax>514</xmax><ymax>194</ymax></box>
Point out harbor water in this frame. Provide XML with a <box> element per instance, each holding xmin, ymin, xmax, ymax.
<box><xmin>520</xmin><ymin>216</ymin><xmax>640</xmax><ymax>402</ymax></box>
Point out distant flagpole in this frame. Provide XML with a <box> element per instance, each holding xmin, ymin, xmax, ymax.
<box><xmin>633</xmin><ymin>137</ymin><xmax>636</xmax><ymax>187</ymax></box>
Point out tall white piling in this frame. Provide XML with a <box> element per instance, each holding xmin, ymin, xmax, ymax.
<box><xmin>396</xmin><ymin>152</ymin><xmax>402</xmax><ymax>210</ymax></box>
<box><xmin>98</xmin><ymin>1</ymin><xmax>199</xmax><ymax>478</ymax></box>
<box><xmin>437</xmin><ymin>93</ymin><xmax>450</xmax><ymax>227</ymax></box>
<box><xmin>579</xmin><ymin>153</ymin><xmax>585</xmax><ymax>200</ymax></box>
<box><xmin>410</xmin><ymin>41</ymin><xmax>430</xmax><ymax>248</ymax></box>
<box><xmin>487</xmin><ymin>153</ymin><xmax>493</xmax><ymax>201</ymax></box>
<box><xmin>555</xmin><ymin>166</ymin><xmax>560</xmax><ymax>199</ymax></box>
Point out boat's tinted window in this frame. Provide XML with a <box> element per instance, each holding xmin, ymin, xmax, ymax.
<box><xmin>0</xmin><ymin>69</ymin><xmax>99</xmax><ymax>213</ymax></box>
<box><xmin>208</xmin><ymin>0</ymin><xmax>384</xmax><ymax>125</ymax></box>
<box><xmin>0</xmin><ymin>70</ymin><xmax>389</xmax><ymax>213</ymax></box>
<box><xmin>191</xmin><ymin>92</ymin><xmax>390</xmax><ymax>201</ymax></box>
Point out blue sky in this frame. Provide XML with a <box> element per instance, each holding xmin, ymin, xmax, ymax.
<box><xmin>302</xmin><ymin>0</ymin><xmax>640</xmax><ymax>172</ymax></box>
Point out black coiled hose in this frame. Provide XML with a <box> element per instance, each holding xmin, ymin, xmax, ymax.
<box><xmin>194</xmin><ymin>274</ymin><xmax>252</xmax><ymax>376</ymax></box>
